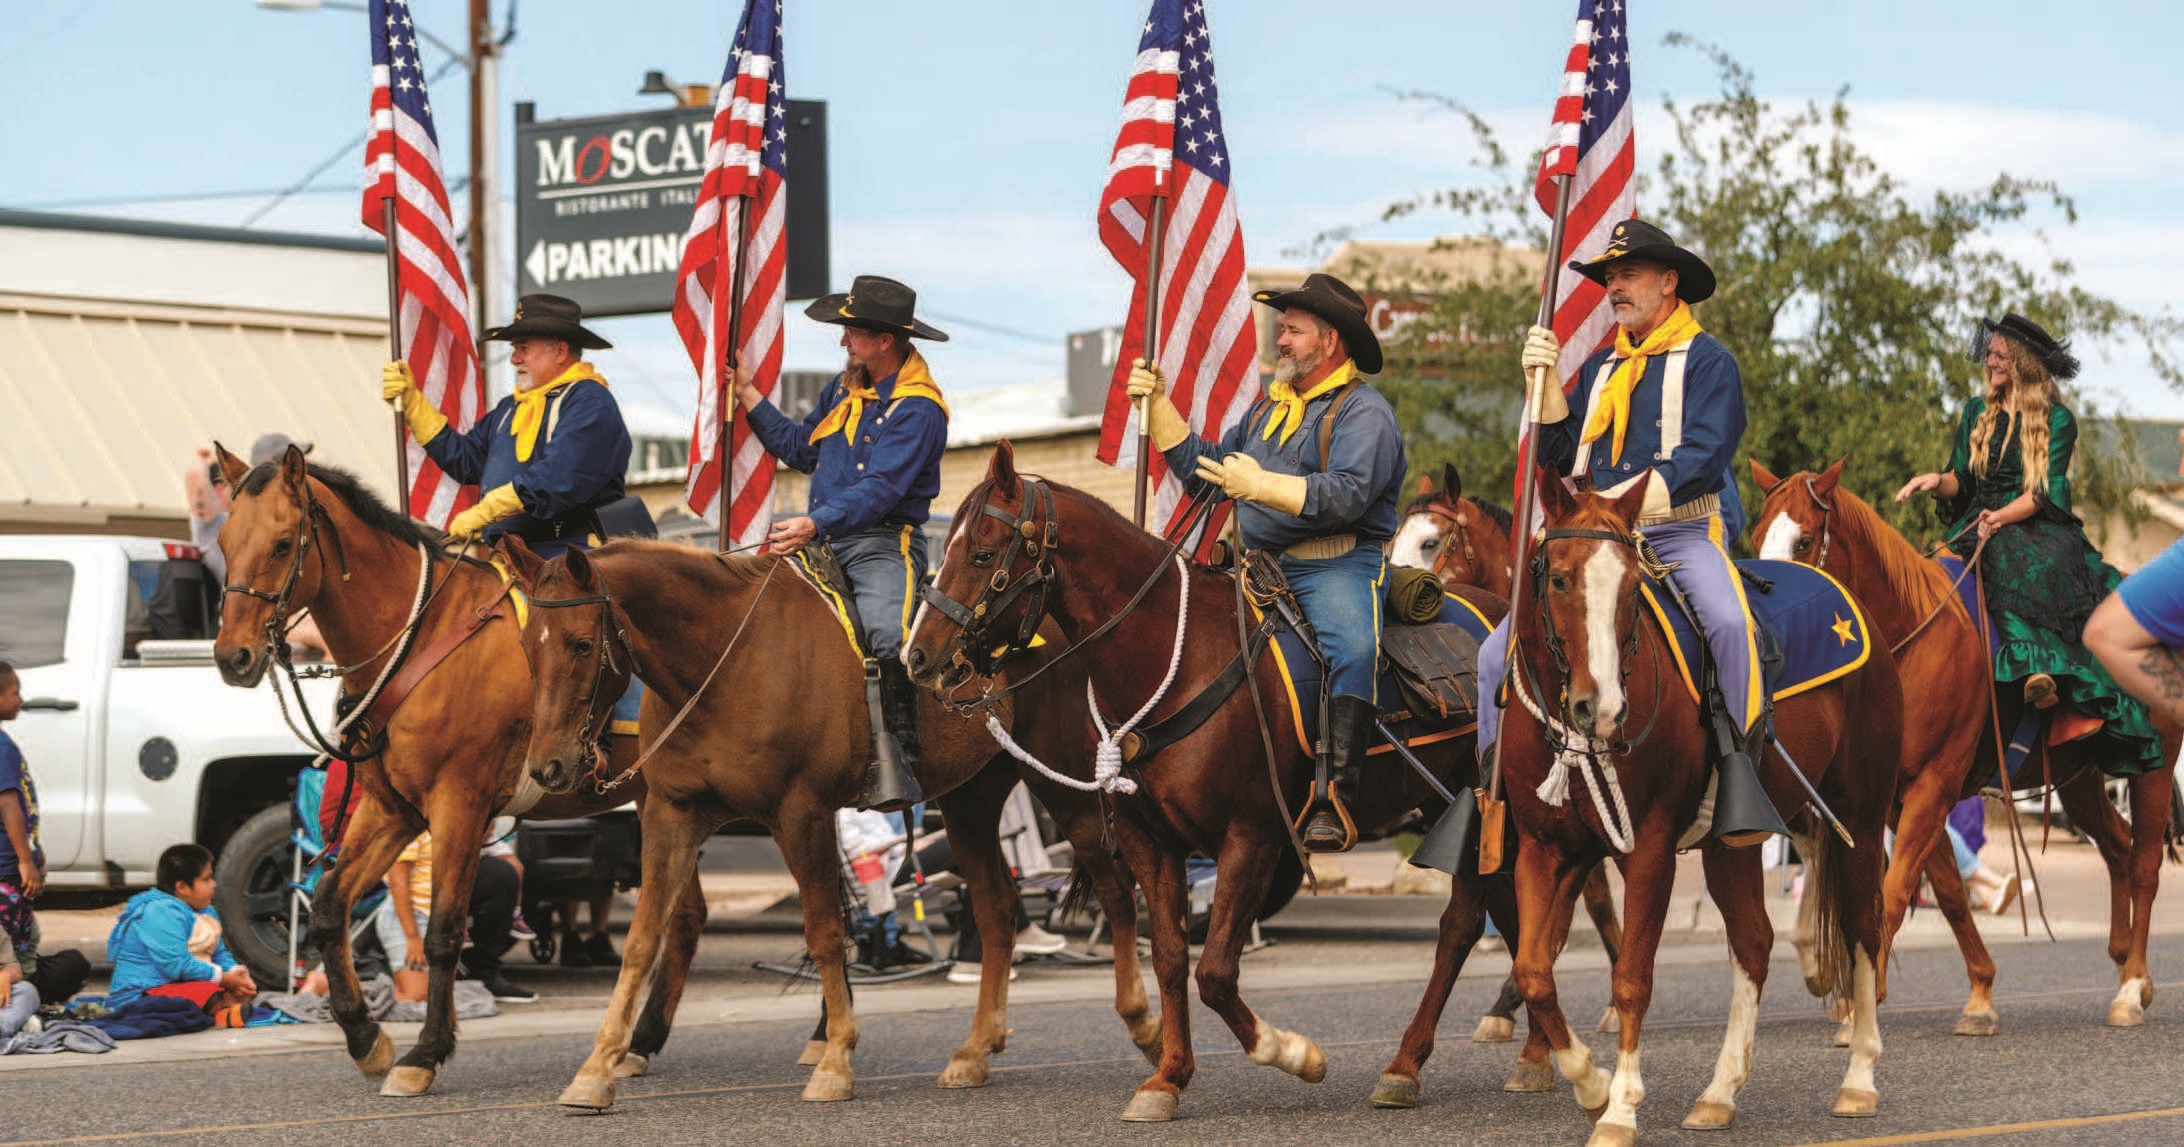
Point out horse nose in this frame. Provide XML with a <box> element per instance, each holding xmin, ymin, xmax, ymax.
<box><xmin>904</xmin><ymin>646</ymin><xmax>927</xmax><ymax>675</ymax></box>
<box><xmin>222</xmin><ymin>646</ymin><xmax>255</xmax><ymax>679</ymax></box>
<box><xmin>1569</xmin><ymin>694</ymin><xmax>1597</xmax><ymax>733</ymax></box>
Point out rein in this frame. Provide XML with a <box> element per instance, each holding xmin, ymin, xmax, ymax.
<box><xmin>1423</xmin><ymin>500</ymin><xmax>1498</xmax><ymax>590</ymax></box>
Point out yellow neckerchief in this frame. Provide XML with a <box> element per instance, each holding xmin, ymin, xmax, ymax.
<box><xmin>1259</xmin><ymin>358</ymin><xmax>1357</xmax><ymax>444</ymax></box>
<box><xmin>510</xmin><ymin>361</ymin><xmax>607</xmax><ymax>462</ymax></box>
<box><xmin>1579</xmin><ymin>302</ymin><xmax>1704</xmax><ymax>465</ymax></box>
<box><xmin>806</xmin><ymin>350</ymin><xmax>950</xmax><ymax>445</ymax></box>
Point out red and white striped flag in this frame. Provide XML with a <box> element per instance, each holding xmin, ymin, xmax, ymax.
<box><xmin>1533</xmin><ymin>0</ymin><xmax>1637</xmax><ymax>397</ymax></box>
<box><xmin>363</xmin><ymin>0</ymin><xmax>484</xmax><ymax>527</ymax></box>
<box><xmin>1095</xmin><ymin>0</ymin><xmax>1259</xmax><ymax>555</ymax></box>
<box><xmin>674</xmin><ymin>0</ymin><xmax>789</xmax><ymax>547</ymax></box>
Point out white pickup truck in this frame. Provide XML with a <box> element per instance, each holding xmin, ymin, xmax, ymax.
<box><xmin>0</xmin><ymin>536</ymin><xmax>335</xmax><ymax>948</ymax></box>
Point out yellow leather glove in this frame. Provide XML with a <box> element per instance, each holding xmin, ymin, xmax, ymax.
<box><xmin>1195</xmin><ymin>452</ymin><xmax>1308</xmax><ymax>516</ymax></box>
<box><xmin>445</xmin><ymin>483</ymin><xmax>524</xmax><ymax>539</ymax></box>
<box><xmin>382</xmin><ymin>360</ymin><xmax>449</xmax><ymax>444</ymax></box>
<box><xmin>1521</xmin><ymin>325</ymin><xmax>1568</xmax><ymax>424</ymax></box>
<box><xmin>1125</xmin><ymin>358</ymin><xmax>1192</xmax><ymax>451</ymax></box>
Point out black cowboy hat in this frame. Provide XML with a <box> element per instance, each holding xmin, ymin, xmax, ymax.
<box><xmin>1568</xmin><ymin>219</ymin><xmax>1717</xmax><ymax>304</ymax></box>
<box><xmin>1252</xmin><ymin>272</ymin><xmax>1382</xmax><ymax>375</ymax></box>
<box><xmin>1970</xmin><ymin>312</ymin><xmax>2080</xmax><ymax>381</ymax></box>
<box><xmin>483</xmin><ymin>293</ymin><xmax>613</xmax><ymax>350</ymax></box>
<box><xmin>803</xmin><ymin>274</ymin><xmax>949</xmax><ymax>341</ymax></box>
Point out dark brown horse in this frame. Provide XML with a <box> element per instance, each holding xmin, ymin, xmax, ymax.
<box><xmin>1501</xmin><ymin>470</ymin><xmax>1901</xmax><ymax>1145</ymax></box>
<box><xmin>208</xmin><ymin>445</ymin><xmax>708</xmax><ymax>1096</ymax></box>
<box><xmin>1752</xmin><ymin>459</ymin><xmax>2180</xmax><ymax>1030</ymax></box>
<box><xmin>904</xmin><ymin>443</ymin><xmax>1521</xmax><ymax>1122</ymax></box>
<box><xmin>499</xmin><ymin>537</ymin><xmax>1161</xmax><ymax>1111</ymax></box>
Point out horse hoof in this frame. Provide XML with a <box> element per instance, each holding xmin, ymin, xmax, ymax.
<box><xmin>1682</xmin><ymin>1098</ymin><xmax>1737</xmax><ymax>1129</ymax></box>
<box><xmin>802</xmin><ymin>1070</ymin><xmax>855</xmax><ymax>1102</ymax></box>
<box><xmin>1471</xmin><ymin>1015</ymin><xmax>1516</xmax><ymax>1043</ymax></box>
<box><xmin>797</xmin><ymin>1039</ymin><xmax>826</xmax><ymax>1067</ymax></box>
<box><xmin>1504</xmin><ymin>1059</ymin><xmax>1555</xmax><ymax>1093</ymax></box>
<box><xmin>2107</xmin><ymin>999</ymin><xmax>2146</xmax><ymax>1028</ymax></box>
<box><xmin>2142</xmin><ymin>982</ymin><xmax>2156</xmax><ymax>1008</ymax></box>
<box><xmin>355</xmin><ymin>1031</ymin><xmax>395</xmax><ymax>1081</ymax></box>
<box><xmin>1596</xmin><ymin>1006</ymin><xmax>1619</xmax><ymax>1034</ymax></box>
<box><xmin>1121</xmin><ymin>1089</ymin><xmax>1179</xmax><ymax>1122</ymax></box>
<box><xmin>1585</xmin><ymin>1123</ymin><xmax>1637</xmax><ymax>1147</ymax></box>
<box><xmin>1297</xmin><ymin>1040</ymin><xmax>1328</xmax><ymax>1084</ymax></box>
<box><xmin>937</xmin><ymin>1055</ymin><xmax>991</xmax><ymax>1089</ymax></box>
<box><xmin>557</xmin><ymin>1075</ymin><xmax>617</xmax><ymax>1111</ymax></box>
<box><xmin>1953</xmin><ymin>1010</ymin><xmax>1999</xmax><ymax>1037</ymax></box>
<box><xmin>613</xmin><ymin>1053</ymin><xmax>649</xmax><ymax>1079</ymax></box>
<box><xmin>1832</xmin><ymin>1018</ymin><xmax>1853</xmax><ymax>1048</ymax></box>
<box><xmin>1369</xmin><ymin>1073</ymin><xmax>1420</xmax><ymax>1109</ymax></box>
<box><xmin>378</xmin><ymin>1066</ymin><xmax>435</xmax><ymax>1098</ymax></box>
<box><xmin>1833</xmin><ymin>1087</ymin><xmax>1880</xmax><ymax>1118</ymax></box>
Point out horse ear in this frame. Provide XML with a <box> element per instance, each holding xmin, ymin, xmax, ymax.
<box><xmin>987</xmin><ymin>439</ymin><xmax>1020</xmax><ymax>498</ymax></box>
<box><xmin>498</xmin><ymin>536</ymin><xmax>545</xmax><ymax>590</ymax></box>
<box><xmin>212</xmin><ymin>442</ymin><xmax>251</xmax><ymax>487</ymax></box>
<box><xmin>1608</xmin><ymin>472</ymin><xmax>1653</xmax><ymax>526</ymax></box>
<box><xmin>1749</xmin><ymin>458</ymin><xmax>1782</xmax><ymax>494</ymax></box>
<box><xmin>562</xmin><ymin>545</ymin><xmax>596</xmax><ymax>588</ymax></box>
<box><xmin>1534</xmin><ymin>464</ymin><xmax>1575</xmax><ymax>522</ymax></box>
<box><xmin>1815</xmin><ymin>457</ymin><xmax>1846</xmax><ymax>498</ymax></box>
<box><xmin>279</xmin><ymin>443</ymin><xmax>309</xmax><ymax>487</ymax></box>
<box><xmin>1414</xmin><ymin>473</ymin><xmax>1434</xmax><ymax>498</ymax></box>
<box><xmin>1442</xmin><ymin>462</ymin><xmax>1462</xmax><ymax>502</ymax></box>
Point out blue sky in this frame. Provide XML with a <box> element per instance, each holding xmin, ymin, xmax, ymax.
<box><xmin>5</xmin><ymin>0</ymin><xmax>2176</xmax><ymax>428</ymax></box>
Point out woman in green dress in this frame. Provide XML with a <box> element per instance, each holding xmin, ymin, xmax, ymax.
<box><xmin>1895</xmin><ymin>313</ymin><xmax>2162</xmax><ymax>774</ymax></box>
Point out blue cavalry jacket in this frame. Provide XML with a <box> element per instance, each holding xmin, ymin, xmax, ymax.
<box><xmin>745</xmin><ymin>368</ymin><xmax>948</xmax><ymax>543</ymax></box>
<box><xmin>421</xmin><ymin>379</ymin><xmax>632</xmax><ymax>548</ymax></box>
<box><xmin>1161</xmin><ymin>381</ymin><xmax>1408</xmax><ymax>553</ymax></box>
<box><xmin>1536</xmin><ymin>332</ymin><xmax>1748</xmax><ymax>537</ymax></box>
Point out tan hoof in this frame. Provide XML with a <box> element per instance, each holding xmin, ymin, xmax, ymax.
<box><xmin>937</xmin><ymin>1054</ymin><xmax>991</xmax><ymax>1089</ymax></box>
<box><xmin>1296</xmin><ymin>1040</ymin><xmax>1328</xmax><ymax>1084</ymax></box>
<box><xmin>612</xmin><ymin>1053</ymin><xmax>649</xmax><ymax>1079</ymax></box>
<box><xmin>1472</xmin><ymin>1014</ymin><xmax>1516</xmax><ymax>1043</ymax></box>
<box><xmin>1585</xmin><ymin>1124</ymin><xmax>1637</xmax><ymax>1147</ymax></box>
<box><xmin>378</xmin><ymin>1065</ymin><xmax>435</xmax><ymax>1098</ymax></box>
<box><xmin>1833</xmin><ymin>1086</ymin><xmax>1879</xmax><ymax>1118</ymax></box>
<box><xmin>1682</xmin><ymin>1098</ymin><xmax>1737</xmax><ymax>1129</ymax></box>
<box><xmin>1582</xmin><ymin>1100</ymin><xmax>1609</xmax><ymax>1126</ymax></box>
<box><xmin>1122</xmin><ymin>1089</ymin><xmax>1180</xmax><ymax>1122</ymax></box>
<box><xmin>1596</xmin><ymin>1006</ymin><xmax>1619</xmax><ymax>1034</ymax></box>
<box><xmin>2142</xmin><ymin>981</ymin><xmax>2156</xmax><ymax>1008</ymax></box>
<box><xmin>558</xmin><ymin>1074</ymin><xmax>617</xmax><ymax>1111</ymax></box>
<box><xmin>797</xmin><ymin>1038</ymin><xmax>826</xmax><ymax>1067</ymax></box>
<box><xmin>355</xmin><ymin>1030</ymin><xmax>395</xmax><ymax>1081</ymax></box>
<box><xmin>1504</xmin><ymin>1058</ymin><xmax>1555</xmax><ymax>1093</ymax></box>
<box><xmin>2107</xmin><ymin>999</ymin><xmax>2146</xmax><ymax>1028</ymax></box>
<box><xmin>1953</xmin><ymin>1010</ymin><xmax>1999</xmax><ymax>1037</ymax></box>
<box><xmin>802</xmin><ymin>1070</ymin><xmax>854</xmax><ymax>1102</ymax></box>
<box><xmin>1369</xmin><ymin>1072</ymin><xmax>1420</xmax><ymax>1109</ymax></box>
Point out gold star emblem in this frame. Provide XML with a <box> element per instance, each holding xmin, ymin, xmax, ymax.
<box><xmin>1831</xmin><ymin>612</ymin><xmax>1855</xmax><ymax>646</ymax></box>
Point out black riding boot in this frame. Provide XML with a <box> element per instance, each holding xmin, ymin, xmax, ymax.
<box><xmin>1301</xmin><ymin>695</ymin><xmax>1375</xmax><ymax>852</ymax></box>
<box><xmin>859</xmin><ymin>660</ymin><xmax>926</xmax><ymax>812</ymax></box>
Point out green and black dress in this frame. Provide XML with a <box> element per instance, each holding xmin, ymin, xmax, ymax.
<box><xmin>1939</xmin><ymin>396</ymin><xmax>2161</xmax><ymax>774</ymax></box>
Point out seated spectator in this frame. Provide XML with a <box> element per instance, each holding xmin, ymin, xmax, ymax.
<box><xmin>1</xmin><ymin>929</ymin><xmax>35</xmax><ymax>1040</ymax></box>
<box><xmin>377</xmin><ymin>832</ymin><xmax>434</xmax><ymax>1004</ymax></box>
<box><xmin>106</xmin><ymin>844</ymin><xmax>257</xmax><ymax>1018</ymax></box>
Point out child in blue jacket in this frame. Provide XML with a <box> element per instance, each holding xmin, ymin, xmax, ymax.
<box><xmin>105</xmin><ymin>844</ymin><xmax>256</xmax><ymax>1013</ymax></box>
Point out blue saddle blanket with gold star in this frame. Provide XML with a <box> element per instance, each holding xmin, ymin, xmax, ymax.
<box><xmin>1637</xmin><ymin>559</ymin><xmax>1870</xmax><ymax>702</ymax></box>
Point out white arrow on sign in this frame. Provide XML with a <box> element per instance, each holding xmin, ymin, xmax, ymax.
<box><xmin>525</xmin><ymin>240</ymin><xmax>551</xmax><ymax>286</ymax></box>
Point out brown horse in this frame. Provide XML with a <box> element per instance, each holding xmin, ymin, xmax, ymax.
<box><xmin>498</xmin><ymin>537</ymin><xmax>1162</xmax><ymax>1111</ymax></box>
<box><xmin>1752</xmin><ymin>459</ymin><xmax>2180</xmax><ymax>1029</ymax></box>
<box><xmin>1501</xmin><ymin>470</ymin><xmax>1901</xmax><ymax>1145</ymax></box>
<box><xmin>208</xmin><ymin>445</ymin><xmax>709</xmax><ymax>1096</ymax></box>
<box><xmin>904</xmin><ymin>442</ymin><xmax>1526</xmax><ymax>1121</ymax></box>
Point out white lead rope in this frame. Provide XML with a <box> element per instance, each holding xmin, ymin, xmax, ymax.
<box><xmin>984</xmin><ymin>554</ymin><xmax>1190</xmax><ymax>796</ymax></box>
<box><xmin>1510</xmin><ymin>661</ymin><xmax>1638</xmax><ymax>854</ymax></box>
<box><xmin>269</xmin><ymin>540</ymin><xmax>433</xmax><ymax>769</ymax></box>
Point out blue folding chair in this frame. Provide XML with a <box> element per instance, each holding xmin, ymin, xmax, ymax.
<box><xmin>285</xmin><ymin>766</ymin><xmax>387</xmax><ymax>991</ymax></box>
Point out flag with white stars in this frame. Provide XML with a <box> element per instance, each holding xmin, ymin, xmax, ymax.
<box><xmin>1096</xmin><ymin>0</ymin><xmax>1258</xmax><ymax>556</ymax></box>
<box><xmin>362</xmin><ymin>0</ymin><xmax>485</xmax><ymax>527</ymax></box>
<box><xmin>674</xmin><ymin>0</ymin><xmax>789</xmax><ymax>544</ymax></box>
<box><xmin>1532</xmin><ymin>0</ymin><xmax>1637</xmax><ymax>397</ymax></box>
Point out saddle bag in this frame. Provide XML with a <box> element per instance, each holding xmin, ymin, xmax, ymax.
<box><xmin>1381</xmin><ymin>621</ymin><xmax>1480</xmax><ymax>731</ymax></box>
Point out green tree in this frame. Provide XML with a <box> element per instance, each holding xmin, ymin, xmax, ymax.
<box><xmin>1347</xmin><ymin>41</ymin><xmax>2181</xmax><ymax>548</ymax></box>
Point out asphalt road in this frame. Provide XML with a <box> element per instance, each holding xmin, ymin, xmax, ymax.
<box><xmin>6</xmin><ymin>925</ymin><xmax>2181</xmax><ymax>1147</ymax></box>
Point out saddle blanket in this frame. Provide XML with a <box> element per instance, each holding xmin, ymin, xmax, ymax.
<box><xmin>1264</xmin><ymin>592</ymin><xmax>1496</xmax><ymax>759</ymax></box>
<box><xmin>1637</xmin><ymin>559</ymin><xmax>1870</xmax><ymax>703</ymax></box>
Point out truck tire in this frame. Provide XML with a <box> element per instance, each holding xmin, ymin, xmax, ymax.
<box><xmin>212</xmin><ymin>803</ymin><xmax>298</xmax><ymax>986</ymax></box>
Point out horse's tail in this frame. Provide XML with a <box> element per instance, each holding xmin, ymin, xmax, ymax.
<box><xmin>1056</xmin><ymin>860</ymin><xmax>1099</xmax><ymax>924</ymax></box>
<box><xmin>1800</xmin><ymin>827</ymin><xmax>1856</xmax><ymax>1004</ymax></box>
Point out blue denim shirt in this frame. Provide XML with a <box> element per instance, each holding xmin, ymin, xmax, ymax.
<box><xmin>1160</xmin><ymin>381</ymin><xmax>1408</xmax><ymax>552</ymax></box>
<box><xmin>745</xmin><ymin>367</ymin><xmax>948</xmax><ymax>542</ymax></box>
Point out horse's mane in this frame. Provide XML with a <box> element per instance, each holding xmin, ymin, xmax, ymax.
<box><xmin>241</xmin><ymin>460</ymin><xmax>444</xmax><ymax>551</ymax></box>
<box><xmin>1821</xmin><ymin>484</ymin><xmax>1955</xmax><ymax>619</ymax></box>
<box><xmin>589</xmin><ymin>536</ymin><xmax>778</xmax><ymax>587</ymax></box>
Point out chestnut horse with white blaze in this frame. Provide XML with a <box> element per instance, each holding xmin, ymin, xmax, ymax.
<box><xmin>1751</xmin><ymin>458</ymin><xmax>2179</xmax><ymax>1031</ymax></box>
<box><xmin>1501</xmin><ymin>469</ymin><xmax>1901</xmax><ymax>1146</ymax></box>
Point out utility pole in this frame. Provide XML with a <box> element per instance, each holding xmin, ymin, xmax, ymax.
<box><xmin>467</xmin><ymin>0</ymin><xmax>499</xmax><ymax>376</ymax></box>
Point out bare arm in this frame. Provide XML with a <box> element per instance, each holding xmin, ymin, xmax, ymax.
<box><xmin>0</xmin><ymin>792</ymin><xmax>37</xmax><ymax>898</ymax></box>
<box><xmin>2086</xmin><ymin>595</ymin><xmax>2184</xmax><ymax>725</ymax></box>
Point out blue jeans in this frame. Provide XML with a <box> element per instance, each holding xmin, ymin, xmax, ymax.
<box><xmin>1283</xmin><ymin>546</ymin><xmax>1387</xmax><ymax>704</ymax></box>
<box><xmin>834</xmin><ymin>524</ymin><xmax>928</xmax><ymax>660</ymax></box>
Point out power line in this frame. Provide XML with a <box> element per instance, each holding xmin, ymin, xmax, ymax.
<box><xmin>920</xmin><ymin>310</ymin><xmax>1059</xmax><ymax>346</ymax></box>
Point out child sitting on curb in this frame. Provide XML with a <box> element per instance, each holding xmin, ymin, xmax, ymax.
<box><xmin>106</xmin><ymin>844</ymin><xmax>257</xmax><ymax>1022</ymax></box>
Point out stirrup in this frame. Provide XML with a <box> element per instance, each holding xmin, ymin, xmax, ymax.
<box><xmin>1296</xmin><ymin>789</ymin><xmax>1358</xmax><ymax>854</ymax></box>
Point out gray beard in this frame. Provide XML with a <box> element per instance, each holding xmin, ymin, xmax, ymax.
<box><xmin>1272</xmin><ymin>352</ymin><xmax>1320</xmax><ymax>385</ymax></box>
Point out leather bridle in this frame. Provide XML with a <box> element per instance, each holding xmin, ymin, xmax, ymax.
<box><xmin>527</xmin><ymin>576</ymin><xmax>642</xmax><ymax>788</ymax></box>
<box><xmin>920</xmin><ymin>477</ymin><xmax>1060</xmax><ymax>679</ymax></box>
<box><xmin>1422</xmin><ymin>500</ymin><xmax>1494</xmax><ymax>589</ymax></box>
<box><xmin>1801</xmin><ymin>477</ymin><xmax>1836</xmax><ymax>569</ymax></box>
<box><xmin>1514</xmin><ymin>524</ymin><xmax>1668</xmax><ymax>755</ymax></box>
<box><xmin>221</xmin><ymin>477</ymin><xmax>352</xmax><ymax>664</ymax></box>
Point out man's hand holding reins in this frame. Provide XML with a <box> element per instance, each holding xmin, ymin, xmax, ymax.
<box><xmin>766</xmin><ymin>515</ymin><xmax>818</xmax><ymax>554</ymax></box>
<box><xmin>1125</xmin><ymin>358</ymin><xmax>1193</xmax><ymax>451</ymax></box>
<box><xmin>1521</xmin><ymin>325</ymin><xmax>1569</xmax><ymax>424</ymax></box>
<box><xmin>382</xmin><ymin>360</ymin><xmax>449</xmax><ymax>444</ymax></box>
<box><xmin>1195</xmin><ymin>453</ymin><xmax>1307</xmax><ymax>516</ymax></box>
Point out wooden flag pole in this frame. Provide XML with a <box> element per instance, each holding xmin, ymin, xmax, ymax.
<box><xmin>718</xmin><ymin>193</ymin><xmax>755</xmax><ymax>554</ymax></box>
<box><xmin>380</xmin><ymin>195</ymin><xmax>412</xmax><ymax>513</ymax></box>
<box><xmin>1132</xmin><ymin>195</ymin><xmax>1169</xmax><ymax>530</ymax></box>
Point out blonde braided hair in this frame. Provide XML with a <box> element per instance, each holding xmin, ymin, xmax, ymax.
<box><xmin>1968</xmin><ymin>336</ymin><xmax>2055</xmax><ymax>497</ymax></box>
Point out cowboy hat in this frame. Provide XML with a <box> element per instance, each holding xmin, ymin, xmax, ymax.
<box><xmin>1251</xmin><ymin>272</ymin><xmax>1383</xmax><ymax>375</ymax></box>
<box><xmin>483</xmin><ymin>293</ymin><xmax>613</xmax><ymax>350</ymax></box>
<box><xmin>1568</xmin><ymin>219</ymin><xmax>1717</xmax><ymax>304</ymax></box>
<box><xmin>1970</xmin><ymin>312</ymin><xmax>2080</xmax><ymax>381</ymax></box>
<box><xmin>803</xmin><ymin>274</ymin><xmax>949</xmax><ymax>341</ymax></box>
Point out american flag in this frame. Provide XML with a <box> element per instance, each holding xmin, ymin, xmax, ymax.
<box><xmin>1095</xmin><ymin>0</ymin><xmax>1258</xmax><ymax>555</ymax></box>
<box><xmin>362</xmin><ymin>0</ymin><xmax>485</xmax><ymax>527</ymax></box>
<box><xmin>1533</xmin><ymin>0</ymin><xmax>1636</xmax><ymax>396</ymax></box>
<box><xmin>674</xmin><ymin>0</ymin><xmax>789</xmax><ymax>547</ymax></box>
